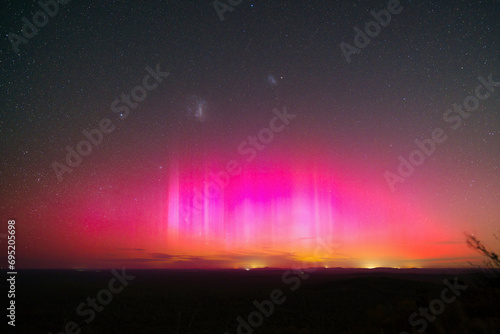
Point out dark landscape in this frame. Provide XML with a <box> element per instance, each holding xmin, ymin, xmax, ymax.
<box><xmin>7</xmin><ymin>268</ymin><xmax>500</xmax><ymax>334</ymax></box>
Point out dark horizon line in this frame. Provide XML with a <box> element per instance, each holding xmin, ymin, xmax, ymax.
<box><xmin>1</xmin><ymin>267</ymin><xmax>493</xmax><ymax>271</ymax></box>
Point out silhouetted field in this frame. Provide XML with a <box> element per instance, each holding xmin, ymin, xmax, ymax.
<box><xmin>5</xmin><ymin>268</ymin><xmax>500</xmax><ymax>334</ymax></box>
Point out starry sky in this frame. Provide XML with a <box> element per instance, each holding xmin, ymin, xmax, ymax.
<box><xmin>0</xmin><ymin>0</ymin><xmax>499</xmax><ymax>269</ymax></box>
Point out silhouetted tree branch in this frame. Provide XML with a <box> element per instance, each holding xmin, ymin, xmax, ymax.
<box><xmin>465</xmin><ymin>233</ymin><xmax>500</xmax><ymax>269</ymax></box>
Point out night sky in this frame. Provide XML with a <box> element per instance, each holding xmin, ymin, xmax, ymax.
<box><xmin>1</xmin><ymin>0</ymin><xmax>499</xmax><ymax>269</ymax></box>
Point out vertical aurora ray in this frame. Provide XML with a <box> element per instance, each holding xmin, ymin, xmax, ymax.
<box><xmin>164</xmin><ymin>157</ymin><xmax>455</xmax><ymax>267</ymax></box>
